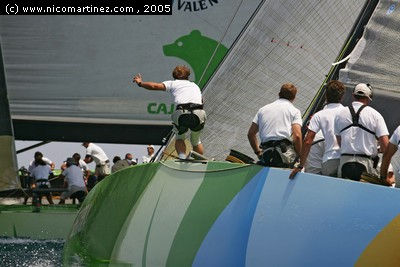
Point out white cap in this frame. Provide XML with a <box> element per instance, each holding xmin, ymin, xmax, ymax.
<box><xmin>147</xmin><ymin>145</ymin><xmax>154</xmax><ymax>149</ymax></box>
<box><xmin>354</xmin><ymin>83</ymin><xmax>372</xmax><ymax>100</ymax></box>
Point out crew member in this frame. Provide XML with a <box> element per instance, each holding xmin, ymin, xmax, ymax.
<box><xmin>380</xmin><ymin>125</ymin><xmax>400</xmax><ymax>186</ymax></box>
<box><xmin>334</xmin><ymin>83</ymin><xmax>389</xmax><ymax>181</ymax></box>
<box><xmin>28</xmin><ymin>151</ymin><xmax>55</xmax><ymax>173</ymax></box>
<box><xmin>30</xmin><ymin>158</ymin><xmax>54</xmax><ymax>206</ymax></box>
<box><xmin>58</xmin><ymin>158</ymin><xmax>87</xmax><ymax>204</ymax></box>
<box><xmin>290</xmin><ymin>80</ymin><xmax>345</xmax><ymax>178</ymax></box>
<box><xmin>142</xmin><ymin>145</ymin><xmax>155</xmax><ymax>163</ymax></box>
<box><xmin>133</xmin><ymin>65</ymin><xmax>206</xmax><ymax>159</ymax></box>
<box><xmin>82</xmin><ymin>142</ymin><xmax>110</xmax><ymax>182</ymax></box>
<box><xmin>304</xmin><ymin>131</ymin><xmax>325</xmax><ymax>174</ymax></box>
<box><xmin>248</xmin><ymin>83</ymin><xmax>302</xmax><ymax>168</ymax></box>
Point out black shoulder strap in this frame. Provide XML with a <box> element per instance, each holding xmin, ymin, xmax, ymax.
<box><xmin>312</xmin><ymin>138</ymin><xmax>325</xmax><ymax>146</ymax></box>
<box><xmin>340</xmin><ymin>105</ymin><xmax>376</xmax><ymax>137</ymax></box>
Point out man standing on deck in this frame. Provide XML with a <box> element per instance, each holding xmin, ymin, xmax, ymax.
<box><xmin>380</xmin><ymin>125</ymin><xmax>400</xmax><ymax>186</ymax></box>
<box><xmin>290</xmin><ymin>80</ymin><xmax>345</xmax><ymax>178</ymax></box>
<box><xmin>142</xmin><ymin>145</ymin><xmax>155</xmax><ymax>163</ymax></box>
<box><xmin>82</xmin><ymin>142</ymin><xmax>110</xmax><ymax>182</ymax></box>
<box><xmin>334</xmin><ymin>83</ymin><xmax>389</xmax><ymax>181</ymax></box>
<box><xmin>248</xmin><ymin>83</ymin><xmax>302</xmax><ymax>168</ymax></box>
<box><xmin>133</xmin><ymin>66</ymin><xmax>206</xmax><ymax>160</ymax></box>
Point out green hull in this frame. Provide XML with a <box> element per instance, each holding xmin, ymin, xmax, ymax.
<box><xmin>0</xmin><ymin>205</ymin><xmax>79</xmax><ymax>239</ymax></box>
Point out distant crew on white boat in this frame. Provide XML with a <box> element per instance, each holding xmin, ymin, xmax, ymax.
<box><xmin>28</xmin><ymin>151</ymin><xmax>55</xmax><ymax>173</ymax></box>
<box><xmin>142</xmin><ymin>145</ymin><xmax>155</xmax><ymax>163</ymax></box>
<box><xmin>82</xmin><ymin>142</ymin><xmax>110</xmax><ymax>182</ymax></box>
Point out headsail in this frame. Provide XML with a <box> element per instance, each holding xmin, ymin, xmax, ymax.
<box><xmin>0</xmin><ymin>1</ymin><xmax>263</xmax><ymax>144</ymax></box>
<box><xmin>0</xmin><ymin>43</ymin><xmax>19</xmax><ymax>191</ymax></box>
<box><xmin>201</xmin><ymin>0</ymin><xmax>368</xmax><ymax>160</ymax></box>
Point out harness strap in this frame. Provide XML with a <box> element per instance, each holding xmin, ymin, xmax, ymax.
<box><xmin>260</xmin><ymin>139</ymin><xmax>292</xmax><ymax>149</ymax></box>
<box><xmin>341</xmin><ymin>153</ymin><xmax>372</xmax><ymax>159</ymax></box>
<box><xmin>340</xmin><ymin>105</ymin><xmax>376</xmax><ymax>137</ymax></box>
<box><xmin>176</xmin><ymin>103</ymin><xmax>204</xmax><ymax>111</ymax></box>
<box><xmin>312</xmin><ymin>138</ymin><xmax>325</xmax><ymax>146</ymax></box>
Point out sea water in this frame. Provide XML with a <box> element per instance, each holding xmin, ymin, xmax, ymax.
<box><xmin>0</xmin><ymin>237</ymin><xmax>64</xmax><ymax>266</ymax></box>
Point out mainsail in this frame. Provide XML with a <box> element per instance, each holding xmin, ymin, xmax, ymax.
<box><xmin>0</xmin><ymin>44</ymin><xmax>19</xmax><ymax>191</ymax></box>
<box><xmin>0</xmin><ymin>1</ymin><xmax>263</xmax><ymax>145</ymax></box>
<box><xmin>201</xmin><ymin>0</ymin><xmax>368</xmax><ymax>160</ymax></box>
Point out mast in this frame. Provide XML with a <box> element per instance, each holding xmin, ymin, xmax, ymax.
<box><xmin>0</xmin><ymin>41</ymin><xmax>19</xmax><ymax>191</ymax></box>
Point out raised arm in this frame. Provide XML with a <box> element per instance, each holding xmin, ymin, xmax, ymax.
<box><xmin>133</xmin><ymin>73</ymin><xmax>166</xmax><ymax>91</ymax></box>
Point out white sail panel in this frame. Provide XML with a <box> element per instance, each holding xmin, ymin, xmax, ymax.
<box><xmin>202</xmin><ymin>0</ymin><xmax>367</xmax><ymax>160</ymax></box>
<box><xmin>0</xmin><ymin>1</ymin><xmax>263</xmax><ymax>143</ymax></box>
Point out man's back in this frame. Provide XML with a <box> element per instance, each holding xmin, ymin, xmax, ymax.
<box><xmin>31</xmin><ymin>165</ymin><xmax>51</xmax><ymax>180</ymax></box>
<box><xmin>309</xmin><ymin>103</ymin><xmax>343</xmax><ymax>162</ymax></box>
<box><xmin>254</xmin><ymin>98</ymin><xmax>302</xmax><ymax>143</ymax></box>
<box><xmin>86</xmin><ymin>143</ymin><xmax>108</xmax><ymax>164</ymax></box>
<box><xmin>63</xmin><ymin>165</ymin><xmax>85</xmax><ymax>188</ymax></box>
<box><xmin>162</xmin><ymin>80</ymin><xmax>202</xmax><ymax>105</ymax></box>
<box><xmin>335</xmin><ymin>101</ymin><xmax>388</xmax><ymax>156</ymax></box>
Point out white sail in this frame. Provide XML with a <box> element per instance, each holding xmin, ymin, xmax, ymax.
<box><xmin>0</xmin><ymin>1</ymin><xmax>263</xmax><ymax>144</ymax></box>
<box><xmin>202</xmin><ymin>0</ymin><xmax>368</xmax><ymax>160</ymax></box>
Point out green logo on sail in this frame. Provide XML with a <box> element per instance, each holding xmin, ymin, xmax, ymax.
<box><xmin>147</xmin><ymin>30</ymin><xmax>228</xmax><ymax>114</ymax></box>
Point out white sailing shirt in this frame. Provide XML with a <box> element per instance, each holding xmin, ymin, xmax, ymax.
<box><xmin>142</xmin><ymin>154</ymin><xmax>154</xmax><ymax>163</ymax></box>
<box><xmin>62</xmin><ymin>165</ymin><xmax>85</xmax><ymax>189</ymax></box>
<box><xmin>389</xmin><ymin>125</ymin><xmax>400</xmax><ymax>148</ymax></box>
<box><xmin>79</xmin><ymin>159</ymin><xmax>88</xmax><ymax>172</ymax></box>
<box><xmin>334</xmin><ymin>101</ymin><xmax>388</xmax><ymax>156</ymax></box>
<box><xmin>308</xmin><ymin>103</ymin><xmax>344</xmax><ymax>162</ymax></box>
<box><xmin>86</xmin><ymin>143</ymin><xmax>109</xmax><ymax>165</ymax></box>
<box><xmin>162</xmin><ymin>80</ymin><xmax>202</xmax><ymax>105</ymax></box>
<box><xmin>306</xmin><ymin>131</ymin><xmax>325</xmax><ymax>173</ymax></box>
<box><xmin>28</xmin><ymin>157</ymin><xmax>53</xmax><ymax>173</ymax></box>
<box><xmin>252</xmin><ymin>98</ymin><xmax>302</xmax><ymax>143</ymax></box>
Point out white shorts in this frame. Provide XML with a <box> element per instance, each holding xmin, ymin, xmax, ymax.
<box><xmin>171</xmin><ymin>109</ymin><xmax>206</xmax><ymax>146</ymax></box>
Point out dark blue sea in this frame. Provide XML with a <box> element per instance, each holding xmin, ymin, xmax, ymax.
<box><xmin>0</xmin><ymin>237</ymin><xmax>64</xmax><ymax>266</ymax></box>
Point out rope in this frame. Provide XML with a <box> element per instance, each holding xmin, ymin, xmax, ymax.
<box><xmin>159</xmin><ymin>160</ymin><xmax>254</xmax><ymax>173</ymax></box>
<box><xmin>198</xmin><ymin>0</ymin><xmax>245</xmax><ymax>87</ymax></box>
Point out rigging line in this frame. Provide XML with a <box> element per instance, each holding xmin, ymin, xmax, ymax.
<box><xmin>197</xmin><ymin>0</ymin><xmax>246</xmax><ymax>87</ymax></box>
<box><xmin>16</xmin><ymin>141</ymin><xmax>51</xmax><ymax>154</ymax></box>
<box><xmin>160</xmin><ymin>160</ymin><xmax>253</xmax><ymax>173</ymax></box>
